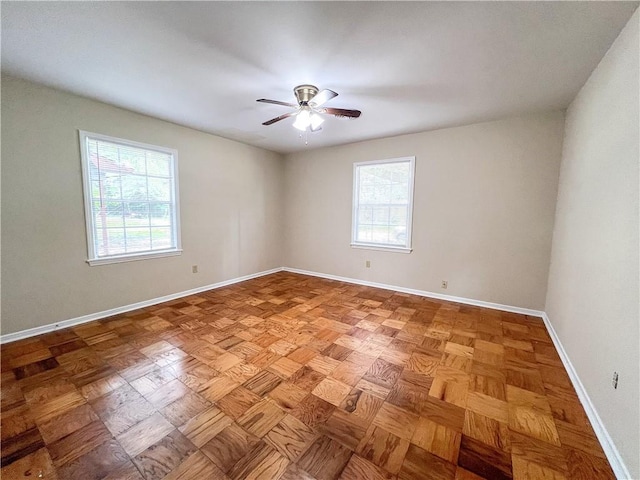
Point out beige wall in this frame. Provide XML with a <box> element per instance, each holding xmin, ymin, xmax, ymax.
<box><xmin>1</xmin><ymin>76</ymin><xmax>284</xmax><ymax>335</ymax></box>
<box><xmin>546</xmin><ymin>9</ymin><xmax>639</xmax><ymax>477</ymax></box>
<box><xmin>283</xmin><ymin>112</ymin><xmax>565</xmax><ymax>310</ymax></box>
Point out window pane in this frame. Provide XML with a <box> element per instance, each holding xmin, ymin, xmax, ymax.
<box><xmin>100</xmin><ymin>174</ymin><xmax>121</xmax><ymax>200</ymax></box>
<box><xmin>389</xmin><ymin>206</ymin><xmax>407</xmax><ymax>226</ymax></box>
<box><xmin>119</xmin><ymin>146</ymin><xmax>146</xmax><ymax>175</ymax></box>
<box><xmin>96</xmin><ymin>142</ymin><xmax>118</xmax><ymax>165</ymax></box>
<box><xmin>121</xmin><ymin>175</ymin><xmax>148</xmax><ymax>201</ymax></box>
<box><xmin>360</xmin><ymin>183</ymin><xmax>391</xmax><ymax>205</ymax></box>
<box><xmin>391</xmin><ymin>167</ymin><xmax>409</xmax><ymax>184</ymax></box>
<box><xmin>390</xmin><ymin>184</ymin><xmax>408</xmax><ymax>203</ymax></box>
<box><xmin>148</xmin><ymin>177</ymin><xmax>171</xmax><ymax>201</ymax></box>
<box><xmin>87</xmin><ymin>139</ymin><xmax>98</xmax><ymax>158</ymax></box>
<box><xmin>147</xmin><ymin>152</ymin><xmax>171</xmax><ymax>177</ymax></box>
<box><xmin>357</xmin><ymin>224</ymin><xmax>372</xmax><ymax>242</ymax></box>
<box><xmin>360</xmin><ymin>169</ymin><xmax>376</xmax><ymax>186</ymax></box>
<box><xmin>126</xmin><ymin>228</ymin><xmax>151</xmax><ymax>252</ymax></box>
<box><xmin>90</xmin><ymin>180</ymin><xmax>102</xmax><ymax>200</ymax></box>
<box><xmin>372</xmin><ymin>207</ymin><xmax>389</xmax><ymax>225</ymax></box>
<box><xmin>150</xmin><ymin>204</ymin><xmax>171</xmax><ymax>226</ymax></box>
<box><xmin>125</xmin><ymin>203</ymin><xmax>149</xmax><ymax>227</ymax></box>
<box><xmin>109</xmin><ymin>205</ymin><xmax>125</xmax><ymax>222</ymax></box>
<box><xmin>94</xmin><ymin>230</ymin><xmax>105</xmax><ymax>256</ymax></box>
<box><xmin>359</xmin><ymin>185</ymin><xmax>374</xmax><ymax>204</ymax></box>
<box><xmin>151</xmin><ymin>227</ymin><xmax>172</xmax><ymax>250</ymax></box>
<box><xmin>98</xmin><ymin>228</ymin><xmax>126</xmax><ymax>256</ymax></box>
<box><xmin>371</xmin><ymin>226</ymin><xmax>391</xmax><ymax>244</ymax></box>
<box><xmin>358</xmin><ymin>206</ymin><xmax>373</xmax><ymax>224</ymax></box>
<box><xmin>375</xmin><ymin>184</ymin><xmax>392</xmax><ymax>204</ymax></box>
<box><xmin>91</xmin><ymin>199</ymin><xmax>102</xmax><ymax>216</ymax></box>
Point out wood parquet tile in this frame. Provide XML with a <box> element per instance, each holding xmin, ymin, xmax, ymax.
<box><xmin>0</xmin><ymin>272</ymin><xmax>615</xmax><ymax>479</ymax></box>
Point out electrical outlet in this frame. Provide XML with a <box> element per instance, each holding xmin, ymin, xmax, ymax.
<box><xmin>612</xmin><ymin>371</ymin><xmax>619</xmax><ymax>389</ymax></box>
<box><xmin>192</xmin><ymin>265</ymin><xmax>198</xmax><ymax>274</ymax></box>
<box><xmin>441</xmin><ymin>280</ymin><xmax>448</xmax><ymax>289</ymax></box>
<box><xmin>366</xmin><ymin>260</ymin><xmax>371</xmax><ymax>268</ymax></box>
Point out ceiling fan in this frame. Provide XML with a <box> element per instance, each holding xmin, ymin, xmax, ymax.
<box><xmin>257</xmin><ymin>84</ymin><xmax>361</xmax><ymax>132</ymax></box>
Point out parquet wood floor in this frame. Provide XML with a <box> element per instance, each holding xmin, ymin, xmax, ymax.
<box><xmin>1</xmin><ymin>272</ymin><xmax>615</xmax><ymax>480</ymax></box>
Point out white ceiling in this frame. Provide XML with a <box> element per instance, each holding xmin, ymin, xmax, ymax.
<box><xmin>2</xmin><ymin>2</ymin><xmax>637</xmax><ymax>154</ymax></box>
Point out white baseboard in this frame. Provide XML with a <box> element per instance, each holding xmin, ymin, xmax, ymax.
<box><xmin>282</xmin><ymin>267</ymin><xmax>545</xmax><ymax>318</ymax></box>
<box><xmin>0</xmin><ymin>267</ymin><xmax>283</xmax><ymax>345</ymax></box>
<box><xmin>541</xmin><ymin>313</ymin><xmax>631</xmax><ymax>479</ymax></box>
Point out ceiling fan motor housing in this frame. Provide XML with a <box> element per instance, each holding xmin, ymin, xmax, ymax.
<box><xmin>294</xmin><ymin>85</ymin><xmax>319</xmax><ymax>105</ymax></box>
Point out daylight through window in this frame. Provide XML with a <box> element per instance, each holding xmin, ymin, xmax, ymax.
<box><xmin>352</xmin><ymin>157</ymin><xmax>415</xmax><ymax>251</ymax></box>
<box><xmin>79</xmin><ymin>131</ymin><xmax>181</xmax><ymax>265</ymax></box>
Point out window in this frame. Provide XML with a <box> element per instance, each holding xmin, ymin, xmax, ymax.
<box><xmin>79</xmin><ymin>131</ymin><xmax>181</xmax><ymax>265</ymax></box>
<box><xmin>352</xmin><ymin>156</ymin><xmax>415</xmax><ymax>252</ymax></box>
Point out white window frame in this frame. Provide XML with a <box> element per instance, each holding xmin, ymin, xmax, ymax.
<box><xmin>79</xmin><ymin>130</ymin><xmax>182</xmax><ymax>266</ymax></box>
<box><xmin>351</xmin><ymin>156</ymin><xmax>415</xmax><ymax>253</ymax></box>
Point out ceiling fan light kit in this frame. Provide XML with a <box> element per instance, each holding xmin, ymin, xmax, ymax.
<box><xmin>292</xmin><ymin>109</ymin><xmax>324</xmax><ymax>131</ymax></box>
<box><xmin>257</xmin><ymin>84</ymin><xmax>361</xmax><ymax>136</ymax></box>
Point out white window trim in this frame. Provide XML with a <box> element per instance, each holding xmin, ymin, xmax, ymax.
<box><xmin>79</xmin><ymin>130</ymin><xmax>182</xmax><ymax>266</ymax></box>
<box><xmin>351</xmin><ymin>156</ymin><xmax>415</xmax><ymax>253</ymax></box>
<box><xmin>350</xmin><ymin>243</ymin><xmax>413</xmax><ymax>254</ymax></box>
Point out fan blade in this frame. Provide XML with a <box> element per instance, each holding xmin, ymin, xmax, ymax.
<box><xmin>309</xmin><ymin>89</ymin><xmax>338</xmax><ymax>107</ymax></box>
<box><xmin>319</xmin><ymin>107</ymin><xmax>361</xmax><ymax>118</ymax></box>
<box><xmin>262</xmin><ymin>111</ymin><xmax>297</xmax><ymax>126</ymax></box>
<box><xmin>257</xmin><ymin>99</ymin><xmax>298</xmax><ymax>108</ymax></box>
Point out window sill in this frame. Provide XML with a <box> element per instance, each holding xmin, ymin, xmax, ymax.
<box><xmin>350</xmin><ymin>243</ymin><xmax>413</xmax><ymax>254</ymax></box>
<box><xmin>87</xmin><ymin>249</ymin><xmax>182</xmax><ymax>266</ymax></box>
